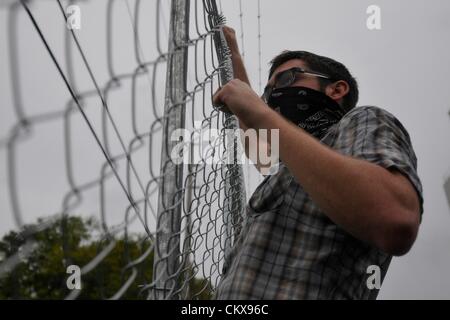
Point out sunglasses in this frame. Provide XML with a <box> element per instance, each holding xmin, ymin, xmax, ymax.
<box><xmin>262</xmin><ymin>67</ymin><xmax>333</xmax><ymax>103</ymax></box>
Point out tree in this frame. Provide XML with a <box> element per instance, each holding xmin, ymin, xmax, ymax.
<box><xmin>0</xmin><ymin>216</ymin><xmax>212</xmax><ymax>299</ymax></box>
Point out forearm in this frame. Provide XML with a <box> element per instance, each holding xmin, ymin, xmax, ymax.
<box><xmin>228</xmin><ymin>52</ymin><xmax>270</xmax><ymax>172</ymax></box>
<box><xmin>248</xmin><ymin>106</ymin><xmax>416</xmax><ymax>250</ymax></box>
<box><xmin>230</xmin><ymin>54</ymin><xmax>251</xmax><ymax>87</ymax></box>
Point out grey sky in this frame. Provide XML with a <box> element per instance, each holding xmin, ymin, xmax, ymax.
<box><xmin>1</xmin><ymin>0</ymin><xmax>449</xmax><ymax>299</ymax></box>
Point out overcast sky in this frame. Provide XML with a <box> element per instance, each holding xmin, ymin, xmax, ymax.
<box><xmin>1</xmin><ymin>0</ymin><xmax>450</xmax><ymax>299</ymax></box>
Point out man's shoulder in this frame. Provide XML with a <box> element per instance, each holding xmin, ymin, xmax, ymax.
<box><xmin>338</xmin><ymin>105</ymin><xmax>409</xmax><ymax>135</ymax></box>
<box><xmin>342</xmin><ymin>105</ymin><xmax>398</xmax><ymax>122</ymax></box>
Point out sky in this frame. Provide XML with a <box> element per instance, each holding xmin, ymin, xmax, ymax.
<box><xmin>1</xmin><ymin>0</ymin><xmax>450</xmax><ymax>299</ymax></box>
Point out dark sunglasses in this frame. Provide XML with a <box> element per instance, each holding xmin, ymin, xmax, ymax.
<box><xmin>262</xmin><ymin>67</ymin><xmax>332</xmax><ymax>103</ymax></box>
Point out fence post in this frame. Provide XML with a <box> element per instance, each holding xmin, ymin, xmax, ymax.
<box><xmin>208</xmin><ymin>1</ymin><xmax>247</xmax><ymax>260</ymax></box>
<box><xmin>151</xmin><ymin>0</ymin><xmax>190</xmax><ymax>300</ymax></box>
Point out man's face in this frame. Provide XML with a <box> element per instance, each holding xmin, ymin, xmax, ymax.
<box><xmin>267</xmin><ymin>59</ymin><xmax>322</xmax><ymax>92</ymax></box>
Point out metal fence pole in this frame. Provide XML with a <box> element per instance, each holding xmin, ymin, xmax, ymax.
<box><xmin>208</xmin><ymin>0</ymin><xmax>247</xmax><ymax>256</ymax></box>
<box><xmin>151</xmin><ymin>0</ymin><xmax>190</xmax><ymax>300</ymax></box>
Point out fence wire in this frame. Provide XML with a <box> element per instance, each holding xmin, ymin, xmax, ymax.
<box><xmin>0</xmin><ymin>0</ymin><xmax>247</xmax><ymax>300</ymax></box>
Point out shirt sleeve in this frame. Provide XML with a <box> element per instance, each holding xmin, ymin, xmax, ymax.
<box><xmin>332</xmin><ymin>106</ymin><xmax>424</xmax><ymax>215</ymax></box>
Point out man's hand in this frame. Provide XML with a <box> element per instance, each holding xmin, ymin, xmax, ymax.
<box><xmin>217</xmin><ymin>26</ymin><xmax>273</xmax><ymax>174</ymax></box>
<box><xmin>213</xmin><ymin>79</ymin><xmax>268</xmax><ymax>128</ymax></box>
<box><xmin>213</xmin><ymin>79</ymin><xmax>277</xmax><ymax>174</ymax></box>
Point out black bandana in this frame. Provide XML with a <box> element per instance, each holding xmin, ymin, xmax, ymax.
<box><xmin>267</xmin><ymin>86</ymin><xmax>346</xmax><ymax>139</ymax></box>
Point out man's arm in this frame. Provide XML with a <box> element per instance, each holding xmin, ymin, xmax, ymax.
<box><xmin>222</xmin><ymin>27</ymin><xmax>271</xmax><ymax>173</ymax></box>
<box><xmin>213</xmin><ymin>79</ymin><xmax>421</xmax><ymax>256</ymax></box>
<box><xmin>223</xmin><ymin>26</ymin><xmax>251</xmax><ymax>87</ymax></box>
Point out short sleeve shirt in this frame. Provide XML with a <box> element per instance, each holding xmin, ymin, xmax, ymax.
<box><xmin>215</xmin><ymin>106</ymin><xmax>424</xmax><ymax>300</ymax></box>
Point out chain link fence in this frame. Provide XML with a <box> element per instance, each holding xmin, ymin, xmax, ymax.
<box><xmin>0</xmin><ymin>0</ymin><xmax>247</xmax><ymax>299</ymax></box>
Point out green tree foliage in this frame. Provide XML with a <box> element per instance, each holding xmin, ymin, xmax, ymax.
<box><xmin>0</xmin><ymin>216</ymin><xmax>213</xmax><ymax>299</ymax></box>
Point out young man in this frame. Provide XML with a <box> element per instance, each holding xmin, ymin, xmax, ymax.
<box><xmin>213</xmin><ymin>27</ymin><xmax>424</xmax><ymax>299</ymax></box>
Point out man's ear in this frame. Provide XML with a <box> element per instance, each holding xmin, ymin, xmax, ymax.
<box><xmin>325</xmin><ymin>80</ymin><xmax>349</xmax><ymax>103</ymax></box>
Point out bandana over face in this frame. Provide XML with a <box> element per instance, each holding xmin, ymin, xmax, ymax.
<box><xmin>267</xmin><ymin>86</ymin><xmax>346</xmax><ymax>139</ymax></box>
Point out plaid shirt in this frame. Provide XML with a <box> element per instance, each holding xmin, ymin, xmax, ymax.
<box><xmin>215</xmin><ymin>106</ymin><xmax>424</xmax><ymax>300</ymax></box>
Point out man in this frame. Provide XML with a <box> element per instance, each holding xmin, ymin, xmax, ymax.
<box><xmin>212</xmin><ymin>27</ymin><xmax>424</xmax><ymax>300</ymax></box>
